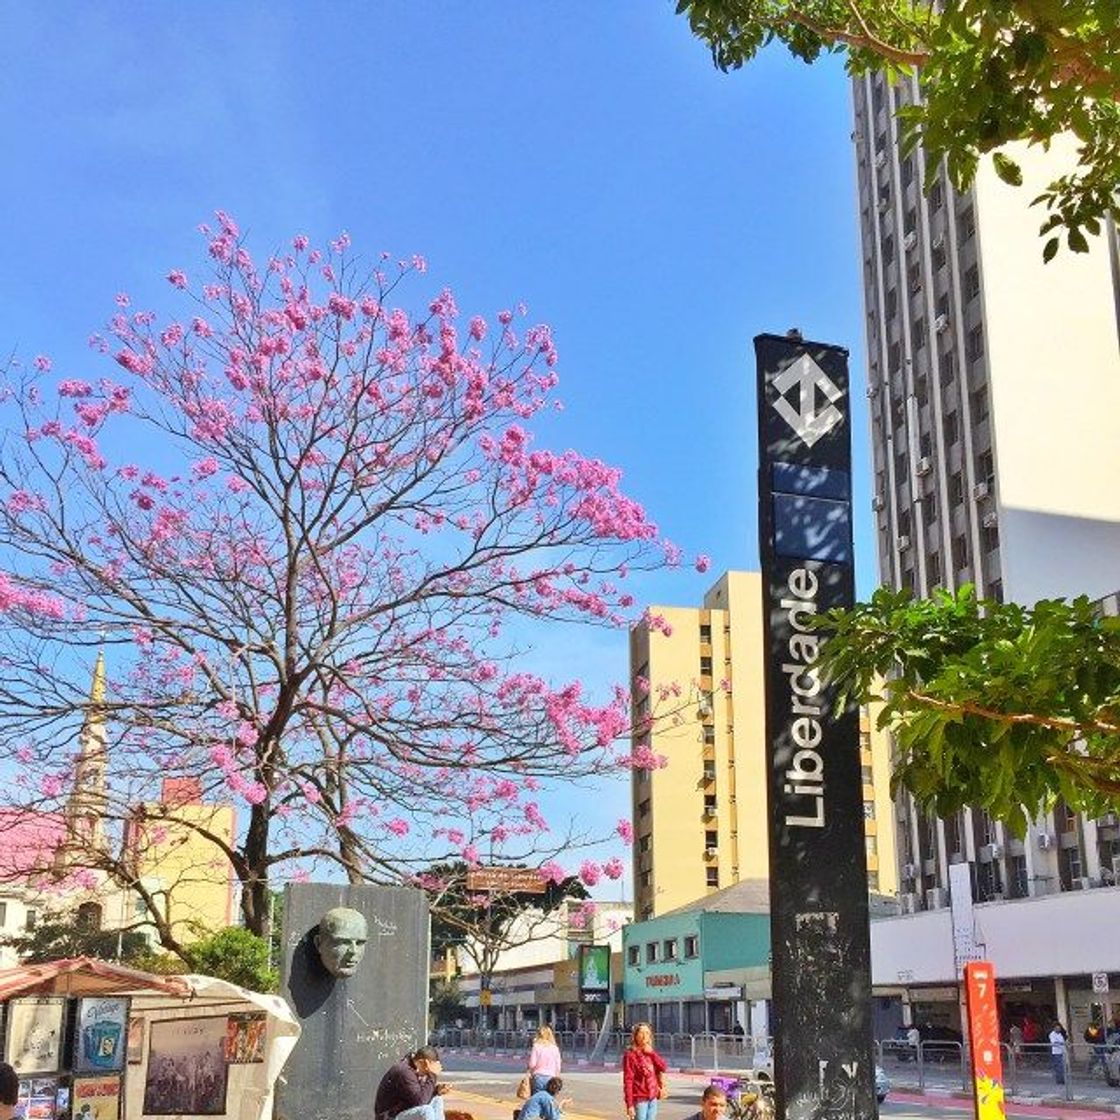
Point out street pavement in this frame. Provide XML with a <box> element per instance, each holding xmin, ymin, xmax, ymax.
<box><xmin>442</xmin><ymin>1055</ymin><xmax>1120</xmax><ymax>1120</ymax></box>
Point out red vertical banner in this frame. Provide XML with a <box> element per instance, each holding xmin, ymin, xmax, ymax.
<box><xmin>964</xmin><ymin>961</ymin><xmax>1006</xmax><ymax>1120</ymax></box>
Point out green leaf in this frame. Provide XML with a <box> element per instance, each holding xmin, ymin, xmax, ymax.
<box><xmin>993</xmin><ymin>152</ymin><xmax>1023</xmax><ymax>186</ymax></box>
<box><xmin>1042</xmin><ymin>236</ymin><xmax>1059</xmax><ymax>262</ymax></box>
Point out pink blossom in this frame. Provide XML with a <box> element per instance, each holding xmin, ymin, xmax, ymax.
<box><xmin>695</xmin><ymin>554</ymin><xmax>711</xmax><ymax>573</ymax></box>
<box><xmin>386</xmin><ymin>818</ymin><xmax>410</xmax><ymax>836</ymax></box>
<box><xmin>616</xmin><ymin>819</ymin><xmax>634</xmax><ymax>844</ymax></box>
<box><xmin>58</xmin><ymin>380</ymin><xmax>93</xmax><ymax>398</ymax></box>
<box><xmin>292</xmin><ymin>234</ymin><xmax>309</xmax><ymax>252</ymax></box>
<box><xmin>34</xmin><ymin>355</ymin><xmax>52</xmax><ymax>372</ymax></box>
<box><xmin>167</xmin><ymin>270</ymin><xmax>188</xmax><ymax>289</ymax></box>
<box><xmin>578</xmin><ymin>860</ymin><xmax>602</xmax><ymax>887</ymax></box>
<box><xmin>603</xmin><ymin>857</ymin><xmax>625</xmax><ymax>880</ymax></box>
<box><xmin>539</xmin><ymin>861</ymin><xmax>567</xmax><ymax>886</ymax></box>
<box><xmin>192</xmin><ymin>457</ymin><xmax>220</xmax><ymax>479</ymax></box>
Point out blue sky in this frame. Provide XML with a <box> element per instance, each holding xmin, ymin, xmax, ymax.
<box><xmin>0</xmin><ymin>5</ymin><xmax>875</xmax><ymax>892</ymax></box>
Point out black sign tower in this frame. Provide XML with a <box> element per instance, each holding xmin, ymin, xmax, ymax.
<box><xmin>755</xmin><ymin>332</ymin><xmax>876</xmax><ymax>1120</ymax></box>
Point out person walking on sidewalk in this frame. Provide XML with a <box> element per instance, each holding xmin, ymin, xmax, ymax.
<box><xmin>623</xmin><ymin>1023</ymin><xmax>668</xmax><ymax>1120</ymax></box>
<box><xmin>527</xmin><ymin>1026</ymin><xmax>563</xmax><ymax>1095</ymax></box>
<box><xmin>1085</xmin><ymin>1019</ymin><xmax>1107</xmax><ymax>1076</ymax></box>
<box><xmin>1048</xmin><ymin>1021</ymin><xmax>1068</xmax><ymax>1085</ymax></box>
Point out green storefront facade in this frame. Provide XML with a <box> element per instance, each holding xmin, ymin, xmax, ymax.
<box><xmin>622</xmin><ymin>907</ymin><xmax>771</xmax><ymax>1035</ymax></box>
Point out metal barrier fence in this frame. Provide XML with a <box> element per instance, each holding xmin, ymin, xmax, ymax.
<box><xmin>432</xmin><ymin>1029</ymin><xmax>1120</xmax><ymax>1101</ymax></box>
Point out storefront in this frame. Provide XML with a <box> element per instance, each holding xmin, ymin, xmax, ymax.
<box><xmin>621</xmin><ymin>894</ymin><xmax>770</xmax><ymax>1036</ymax></box>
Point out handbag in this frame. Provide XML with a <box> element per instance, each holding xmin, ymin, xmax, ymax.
<box><xmin>516</xmin><ymin>1075</ymin><xmax>531</xmax><ymax>1101</ymax></box>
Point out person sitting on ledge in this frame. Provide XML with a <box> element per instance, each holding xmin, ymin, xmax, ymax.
<box><xmin>375</xmin><ymin>1047</ymin><xmax>451</xmax><ymax>1120</ymax></box>
<box><xmin>519</xmin><ymin>1077</ymin><xmax>570</xmax><ymax>1120</ymax></box>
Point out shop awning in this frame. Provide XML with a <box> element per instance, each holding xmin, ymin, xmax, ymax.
<box><xmin>0</xmin><ymin>956</ymin><xmax>191</xmax><ymax>1000</ymax></box>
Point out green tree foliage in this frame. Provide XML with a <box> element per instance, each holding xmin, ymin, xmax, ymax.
<box><xmin>818</xmin><ymin>586</ymin><xmax>1120</xmax><ymax>830</ymax></box>
<box><xmin>2</xmin><ymin>917</ymin><xmax>151</xmax><ymax>965</ymax></box>
<box><xmin>184</xmin><ymin>927</ymin><xmax>278</xmax><ymax>992</ymax></box>
<box><xmin>676</xmin><ymin>0</ymin><xmax>1120</xmax><ymax>253</ymax></box>
<box><xmin>429</xmin><ymin>978</ymin><xmax>468</xmax><ymax>1027</ymax></box>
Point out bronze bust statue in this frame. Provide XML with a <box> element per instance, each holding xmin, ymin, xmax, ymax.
<box><xmin>313</xmin><ymin>906</ymin><xmax>369</xmax><ymax>977</ymax></box>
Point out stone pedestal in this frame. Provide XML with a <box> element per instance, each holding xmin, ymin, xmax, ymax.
<box><xmin>277</xmin><ymin>883</ymin><xmax>429</xmax><ymax>1120</ymax></box>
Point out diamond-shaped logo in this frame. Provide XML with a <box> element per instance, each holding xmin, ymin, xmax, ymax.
<box><xmin>771</xmin><ymin>353</ymin><xmax>844</xmax><ymax>448</ymax></box>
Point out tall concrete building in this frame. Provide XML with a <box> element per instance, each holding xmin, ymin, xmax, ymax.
<box><xmin>629</xmin><ymin>570</ymin><xmax>897</xmax><ymax>919</ymax></box>
<box><xmin>852</xmin><ymin>72</ymin><xmax>1120</xmax><ymax>911</ymax></box>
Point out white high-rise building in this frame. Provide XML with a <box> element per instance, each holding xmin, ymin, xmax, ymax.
<box><xmin>852</xmin><ymin>70</ymin><xmax>1120</xmax><ymax>913</ymax></box>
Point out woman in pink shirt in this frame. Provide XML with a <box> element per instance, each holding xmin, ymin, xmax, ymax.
<box><xmin>527</xmin><ymin>1025</ymin><xmax>563</xmax><ymax>1094</ymax></box>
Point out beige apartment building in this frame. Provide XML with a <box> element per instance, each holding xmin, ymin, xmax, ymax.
<box><xmin>853</xmin><ymin>70</ymin><xmax>1120</xmax><ymax>909</ymax></box>
<box><xmin>629</xmin><ymin>570</ymin><xmax>897</xmax><ymax>919</ymax></box>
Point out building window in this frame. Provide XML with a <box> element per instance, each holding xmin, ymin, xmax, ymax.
<box><xmin>869</xmin><ymin>870</ymin><xmax>880</xmax><ymax>890</ymax></box>
<box><xmin>25</xmin><ymin>908</ymin><xmax>38</xmax><ymax>930</ymax></box>
<box><xmin>919</xmin><ymin>431</ymin><xmax>932</xmax><ymax>459</ymax></box>
<box><xmin>76</xmin><ymin>901</ymin><xmax>103</xmax><ymax>931</ymax></box>
<box><xmin>908</xmin><ymin>260</ymin><xmax>922</xmax><ymax>294</ymax></box>
<box><xmin>928</xmin><ymin>550</ymin><xmax>942</xmax><ymax>586</ymax></box>
<box><xmin>930</xmin><ymin>181</ymin><xmax>943</xmax><ymax>211</ymax></box>
<box><xmin>902</xmin><ymin>160</ymin><xmax>914</xmax><ymax>187</ymax></box>
<box><xmin>953</xmin><ymin>533</ymin><xmax>969</xmax><ymax>571</ymax></box>
<box><xmin>699</xmin><ymin>623</ymin><xmax>711</xmax><ymax>643</ymax></box>
<box><xmin>627</xmin><ymin>945</ymin><xmax>640</xmax><ymax>966</ymax></box>
<box><xmin>639</xmin><ymin>834</ymin><xmax>651</xmax><ymax>853</ymax></box>
<box><xmin>932</xmin><ymin>241</ymin><xmax>946</xmax><ymax>271</ymax></box>
<box><xmin>704</xmin><ymin>794</ymin><xmax>717</xmax><ymax>814</ymax></box>
<box><xmin>989</xmin><ymin>579</ymin><xmax>1004</xmax><ymax>604</ymax></box>
<box><xmin>1010</xmin><ymin>855</ymin><xmax>1029</xmax><ymax>898</ymax></box>
<box><xmin>940</xmin><ymin>346</ymin><xmax>956</xmax><ymax>384</ymax></box>
<box><xmin>970</xmin><ymin>385</ymin><xmax>989</xmax><ymax>422</ymax></box>
<box><xmin>913</xmin><ymin>318</ymin><xmax>926</xmax><ymax>350</ymax></box>
<box><xmin>1060</xmin><ymin>845</ymin><xmax>1084</xmax><ymax>889</ymax></box>
<box><xmin>700</xmin><ymin>656</ymin><xmax>713</xmax><ymax>678</ymax></box>
<box><xmin>702</xmin><ymin>761</ymin><xmax>716</xmax><ymax>782</ymax></box>
<box><xmin>863</xmin><ymin>801</ymin><xmax>876</xmax><ymax>820</ymax></box>
<box><xmin>638</xmin><ymin>798</ymin><xmax>651</xmax><ymax>819</ymax></box>
<box><xmin>967</xmin><ymin>325</ymin><xmax>985</xmax><ymax>363</ymax></box>
<box><xmin>915</xmin><ymin>374</ymin><xmax>929</xmax><ymax>407</ymax></box>
<box><xmin>0</xmin><ymin>901</ymin><xmax>6</xmax><ymax>928</ymax></box>
<box><xmin>663</xmin><ymin>939</ymin><xmax>678</xmax><ymax>961</ymax></box>
<box><xmin>706</xmin><ymin>867</ymin><xmax>719</xmax><ymax>888</ymax></box>
<box><xmin>960</xmin><ymin>206</ymin><xmax>976</xmax><ymax>241</ymax></box>
<box><xmin>865</xmin><ymin>835</ymin><xmax>878</xmax><ymax>857</ymax></box>
<box><xmin>705</xmin><ymin>830</ymin><xmax>718</xmax><ymax>850</ymax></box>
<box><xmin>943</xmin><ymin>411</ymin><xmax>960</xmax><ymax>447</ymax></box>
<box><xmin>884</xmin><ymin>235</ymin><xmax>895</xmax><ymax>265</ymax></box>
<box><xmin>977</xmin><ymin>449</ymin><xmax>994</xmax><ymax>486</ymax></box>
<box><xmin>886</xmin><ymin>288</ymin><xmax>898</xmax><ymax>320</ymax></box>
<box><xmin>684</xmin><ymin>935</ymin><xmax>700</xmax><ymax>958</ymax></box>
<box><xmin>965</xmin><ymin>264</ymin><xmax>981</xmax><ymax>301</ymax></box>
<box><xmin>641</xmin><ymin>870</ymin><xmax>652</xmax><ymax>888</ymax></box>
<box><xmin>646</xmin><ymin>942</ymin><xmax>659</xmax><ymax>963</ymax></box>
<box><xmin>703</xmin><ymin>725</ymin><xmax>716</xmax><ymax>745</ymax></box>
<box><xmin>945</xmin><ymin>812</ymin><xmax>962</xmax><ymax>857</ymax></box>
<box><xmin>982</xmin><ymin>522</ymin><xmax>1000</xmax><ymax>552</ymax></box>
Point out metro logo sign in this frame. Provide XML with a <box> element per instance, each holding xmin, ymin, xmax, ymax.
<box><xmin>771</xmin><ymin>352</ymin><xmax>845</xmax><ymax>448</ymax></box>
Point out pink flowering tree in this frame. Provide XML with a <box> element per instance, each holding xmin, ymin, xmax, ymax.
<box><xmin>0</xmin><ymin>215</ymin><xmax>692</xmax><ymax>944</ymax></box>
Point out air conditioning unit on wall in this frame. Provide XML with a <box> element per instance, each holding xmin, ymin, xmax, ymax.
<box><xmin>1037</xmin><ymin>833</ymin><xmax>1056</xmax><ymax>850</ymax></box>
